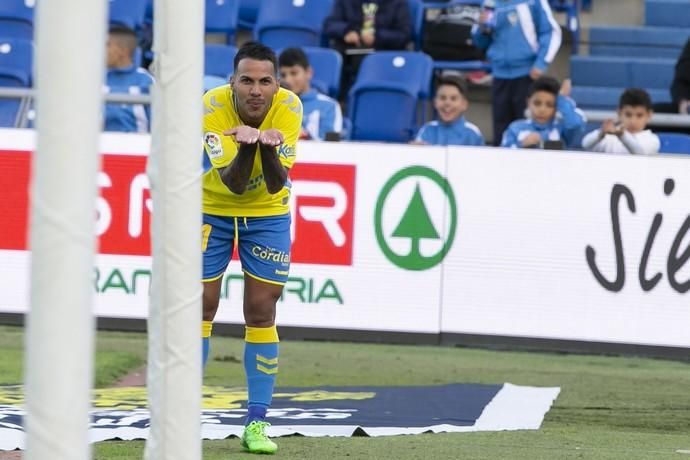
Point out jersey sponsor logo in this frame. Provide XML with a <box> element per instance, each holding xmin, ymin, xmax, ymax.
<box><xmin>251</xmin><ymin>245</ymin><xmax>290</xmax><ymax>264</ymax></box>
<box><xmin>204</xmin><ymin>132</ymin><xmax>223</xmax><ymax>159</ymax></box>
<box><xmin>277</xmin><ymin>143</ymin><xmax>295</xmax><ymax>159</ymax></box>
<box><xmin>289</xmin><ymin>163</ymin><xmax>356</xmax><ymax>266</ymax></box>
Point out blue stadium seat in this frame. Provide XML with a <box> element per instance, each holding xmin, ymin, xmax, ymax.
<box><xmin>0</xmin><ymin>0</ymin><xmax>34</xmax><ymax>40</ymax></box>
<box><xmin>630</xmin><ymin>59</ymin><xmax>676</xmax><ymax>89</ymax></box>
<box><xmin>658</xmin><ymin>132</ymin><xmax>690</xmax><ymax>155</ymax></box>
<box><xmin>302</xmin><ymin>46</ymin><xmax>341</xmax><ymax>99</ymax></box>
<box><xmin>0</xmin><ymin>99</ymin><xmax>21</xmax><ymax>127</ymax></box>
<box><xmin>253</xmin><ymin>0</ymin><xmax>333</xmax><ymax>49</ymax></box>
<box><xmin>570</xmin><ymin>55</ymin><xmax>676</xmax><ymax>110</ymax></box>
<box><xmin>204</xmin><ymin>44</ymin><xmax>237</xmax><ymax>79</ymax></box>
<box><xmin>571</xmin><ymin>56</ymin><xmax>676</xmax><ymax>89</ymax></box>
<box><xmin>0</xmin><ymin>38</ymin><xmax>32</xmax><ymax>87</ymax></box>
<box><xmin>109</xmin><ymin>0</ymin><xmax>148</xmax><ymax>30</ymax></box>
<box><xmin>645</xmin><ymin>0</ymin><xmax>690</xmax><ymax>28</ymax></box>
<box><xmin>570</xmin><ymin>56</ymin><xmax>629</xmax><ymax>87</ymax></box>
<box><xmin>571</xmin><ymin>86</ymin><xmax>670</xmax><ymax>110</ymax></box>
<box><xmin>348</xmin><ymin>51</ymin><xmax>433</xmax><ymax>142</ymax></box>
<box><xmin>570</xmin><ymin>87</ymin><xmax>622</xmax><ymax>110</ymax></box>
<box><xmin>206</xmin><ymin>0</ymin><xmax>240</xmax><ymax>44</ymax></box>
<box><xmin>0</xmin><ymin>38</ymin><xmax>32</xmax><ymax>127</ymax></box>
<box><xmin>408</xmin><ymin>0</ymin><xmax>423</xmax><ymax>50</ymax></box>
<box><xmin>588</xmin><ymin>45</ymin><xmax>682</xmax><ymax>59</ymax></box>
<box><xmin>589</xmin><ymin>26</ymin><xmax>690</xmax><ymax>59</ymax></box>
<box><xmin>238</xmin><ymin>0</ymin><xmax>263</xmax><ymax>30</ymax></box>
<box><xmin>144</xmin><ymin>0</ymin><xmax>154</xmax><ymax>26</ymax></box>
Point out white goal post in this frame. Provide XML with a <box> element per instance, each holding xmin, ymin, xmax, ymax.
<box><xmin>24</xmin><ymin>1</ymin><xmax>107</xmax><ymax>459</ymax></box>
<box><xmin>144</xmin><ymin>0</ymin><xmax>204</xmax><ymax>459</ymax></box>
<box><xmin>24</xmin><ymin>0</ymin><xmax>204</xmax><ymax>458</ymax></box>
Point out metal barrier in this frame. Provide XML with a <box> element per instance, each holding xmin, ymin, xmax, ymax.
<box><xmin>0</xmin><ymin>87</ymin><xmax>152</xmax><ymax>128</ymax></box>
<box><xmin>2</xmin><ymin>87</ymin><xmax>690</xmax><ymax>129</ymax></box>
<box><xmin>584</xmin><ymin>109</ymin><xmax>690</xmax><ymax>128</ymax></box>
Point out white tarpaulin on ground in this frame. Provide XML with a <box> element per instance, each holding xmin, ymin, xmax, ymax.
<box><xmin>0</xmin><ymin>383</ymin><xmax>560</xmax><ymax>450</ymax></box>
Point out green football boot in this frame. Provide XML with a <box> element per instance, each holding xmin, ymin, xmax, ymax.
<box><xmin>241</xmin><ymin>420</ymin><xmax>278</xmax><ymax>454</ymax></box>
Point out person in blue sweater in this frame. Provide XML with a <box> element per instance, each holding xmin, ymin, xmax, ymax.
<box><xmin>278</xmin><ymin>47</ymin><xmax>343</xmax><ymax>141</ymax></box>
<box><xmin>414</xmin><ymin>76</ymin><xmax>484</xmax><ymax>146</ymax></box>
<box><xmin>501</xmin><ymin>76</ymin><xmax>585</xmax><ymax>149</ymax></box>
<box><xmin>105</xmin><ymin>25</ymin><xmax>154</xmax><ymax>133</ymax></box>
<box><xmin>472</xmin><ymin>0</ymin><xmax>562</xmax><ymax>145</ymax></box>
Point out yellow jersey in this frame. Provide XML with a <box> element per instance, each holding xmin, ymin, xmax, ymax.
<box><xmin>202</xmin><ymin>85</ymin><xmax>302</xmax><ymax>217</ymax></box>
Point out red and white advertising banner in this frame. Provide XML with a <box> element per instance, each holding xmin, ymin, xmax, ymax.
<box><xmin>0</xmin><ymin>129</ymin><xmax>444</xmax><ymax>333</ymax></box>
<box><xmin>1</xmin><ymin>129</ymin><xmax>689</xmax><ymax>346</ymax></box>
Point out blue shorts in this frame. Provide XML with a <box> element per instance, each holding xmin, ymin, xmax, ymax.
<box><xmin>202</xmin><ymin>213</ymin><xmax>291</xmax><ymax>285</ymax></box>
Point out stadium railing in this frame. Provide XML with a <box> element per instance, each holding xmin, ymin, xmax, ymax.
<box><xmin>2</xmin><ymin>88</ymin><xmax>689</xmax><ymax>141</ymax></box>
<box><xmin>0</xmin><ymin>87</ymin><xmax>152</xmax><ymax>129</ymax></box>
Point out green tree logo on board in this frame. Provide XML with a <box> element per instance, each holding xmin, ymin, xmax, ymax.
<box><xmin>375</xmin><ymin>166</ymin><xmax>457</xmax><ymax>270</ymax></box>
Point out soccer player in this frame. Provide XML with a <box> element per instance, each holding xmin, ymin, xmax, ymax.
<box><xmin>201</xmin><ymin>41</ymin><xmax>302</xmax><ymax>455</ymax></box>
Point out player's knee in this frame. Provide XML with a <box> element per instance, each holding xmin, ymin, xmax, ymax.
<box><xmin>202</xmin><ymin>302</ymin><xmax>218</xmax><ymax>322</ymax></box>
<box><xmin>202</xmin><ymin>281</ymin><xmax>222</xmax><ymax>321</ymax></box>
<box><xmin>244</xmin><ymin>292</ymin><xmax>279</xmax><ymax>327</ymax></box>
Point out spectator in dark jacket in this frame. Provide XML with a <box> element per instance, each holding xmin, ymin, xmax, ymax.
<box><xmin>670</xmin><ymin>37</ymin><xmax>690</xmax><ymax>115</ymax></box>
<box><xmin>324</xmin><ymin>0</ymin><xmax>412</xmax><ymax>99</ymax></box>
<box><xmin>652</xmin><ymin>37</ymin><xmax>690</xmax><ymax>133</ymax></box>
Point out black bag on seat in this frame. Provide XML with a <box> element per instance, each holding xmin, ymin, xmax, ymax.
<box><xmin>421</xmin><ymin>3</ymin><xmax>485</xmax><ymax>61</ymax></box>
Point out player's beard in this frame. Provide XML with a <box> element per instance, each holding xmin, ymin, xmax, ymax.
<box><xmin>234</xmin><ymin>91</ymin><xmax>273</xmax><ymax>127</ymax></box>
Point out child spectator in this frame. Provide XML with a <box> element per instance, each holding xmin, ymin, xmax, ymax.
<box><xmin>278</xmin><ymin>47</ymin><xmax>343</xmax><ymax>141</ymax></box>
<box><xmin>501</xmin><ymin>76</ymin><xmax>585</xmax><ymax>149</ymax></box>
<box><xmin>414</xmin><ymin>76</ymin><xmax>484</xmax><ymax>146</ymax></box>
<box><xmin>472</xmin><ymin>0</ymin><xmax>562</xmax><ymax>145</ymax></box>
<box><xmin>582</xmin><ymin>88</ymin><xmax>660</xmax><ymax>155</ymax></box>
<box><xmin>105</xmin><ymin>25</ymin><xmax>154</xmax><ymax>133</ymax></box>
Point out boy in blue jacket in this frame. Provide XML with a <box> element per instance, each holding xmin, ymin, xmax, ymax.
<box><xmin>501</xmin><ymin>76</ymin><xmax>585</xmax><ymax>149</ymax></box>
<box><xmin>472</xmin><ymin>0</ymin><xmax>562</xmax><ymax>145</ymax></box>
<box><xmin>105</xmin><ymin>25</ymin><xmax>154</xmax><ymax>133</ymax></box>
<box><xmin>278</xmin><ymin>48</ymin><xmax>344</xmax><ymax>141</ymax></box>
<box><xmin>414</xmin><ymin>76</ymin><xmax>485</xmax><ymax>146</ymax></box>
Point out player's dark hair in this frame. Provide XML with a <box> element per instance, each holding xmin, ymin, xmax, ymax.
<box><xmin>528</xmin><ymin>76</ymin><xmax>561</xmax><ymax>98</ymax></box>
<box><xmin>234</xmin><ymin>41</ymin><xmax>278</xmax><ymax>75</ymax></box>
<box><xmin>278</xmin><ymin>47</ymin><xmax>310</xmax><ymax>70</ymax></box>
<box><xmin>108</xmin><ymin>24</ymin><xmax>138</xmax><ymax>55</ymax></box>
<box><xmin>619</xmin><ymin>88</ymin><xmax>653</xmax><ymax>110</ymax></box>
<box><xmin>435</xmin><ymin>76</ymin><xmax>468</xmax><ymax>98</ymax></box>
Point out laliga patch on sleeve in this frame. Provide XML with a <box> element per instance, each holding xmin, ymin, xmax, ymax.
<box><xmin>204</xmin><ymin>132</ymin><xmax>223</xmax><ymax>159</ymax></box>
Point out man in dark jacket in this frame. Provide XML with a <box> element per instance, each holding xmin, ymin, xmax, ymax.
<box><xmin>670</xmin><ymin>37</ymin><xmax>690</xmax><ymax>115</ymax></box>
<box><xmin>653</xmin><ymin>37</ymin><xmax>690</xmax><ymax>133</ymax></box>
<box><xmin>324</xmin><ymin>0</ymin><xmax>412</xmax><ymax>99</ymax></box>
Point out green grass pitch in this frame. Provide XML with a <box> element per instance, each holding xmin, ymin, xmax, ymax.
<box><xmin>0</xmin><ymin>325</ymin><xmax>689</xmax><ymax>459</ymax></box>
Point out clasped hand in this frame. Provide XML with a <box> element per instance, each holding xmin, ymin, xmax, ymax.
<box><xmin>224</xmin><ymin>127</ymin><xmax>284</xmax><ymax>146</ymax></box>
<box><xmin>601</xmin><ymin>119</ymin><xmax>624</xmax><ymax>137</ymax></box>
